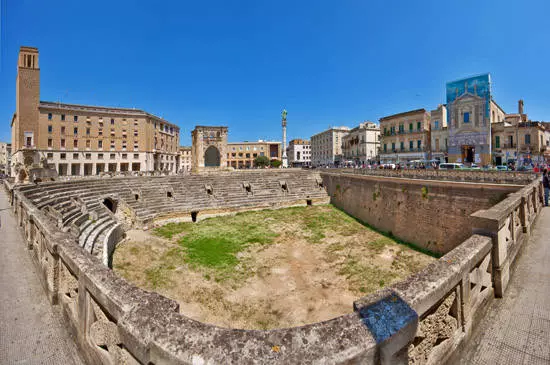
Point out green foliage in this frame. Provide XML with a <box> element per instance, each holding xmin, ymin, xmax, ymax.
<box><xmin>270</xmin><ymin>159</ymin><xmax>282</xmax><ymax>168</ymax></box>
<box><xmin>421</xmin><ymin>186</ymin><xmax>429</xmax><ymax>199</ymax></box>
<box><xmin>254</xmin><ymin>155</ymin><xmax>270</xmax><ymax>168</ymax></box>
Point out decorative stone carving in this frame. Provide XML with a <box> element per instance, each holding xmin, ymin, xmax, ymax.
<box><xmin>408</xmin><ymin>291</ymin><xmax>459</xmax><ymax>365</ymax></box>
<box><xmin>469</xmin><ymin>253</ymin><xmax>491</xmax><ymax>310</ymax></box>
<box><xmin>59</xmin><ymin>262</ymin><xmax>79</xmax><ymax>322</ymax></box>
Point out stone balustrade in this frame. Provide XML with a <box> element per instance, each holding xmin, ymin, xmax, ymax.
<box><xmin>3</xmin><ymin>171</ymin><xmax>545</xmax><ymax>365</ymax></box>
<box><xmin>335</xmin><ymin>167</ymin><xmax>537</xmax><ymax>184</ymax></box>
<box><xmin>471</xmin><ymin>178</ymin><xmax>543</xmax><ymax>296</ymax></box>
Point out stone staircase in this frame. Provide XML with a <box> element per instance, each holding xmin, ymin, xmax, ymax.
<box><xmin>19</xmin><ymin>171</ymin><xmax>329</xmax><ymax>261</ymax></box>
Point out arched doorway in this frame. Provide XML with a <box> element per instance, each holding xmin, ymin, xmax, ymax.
<box><xmin>204</xmin><ymin>146</ymin><xmax>220</xmax><ymax>167</ymax></box>
<box><xmin>103</xmin><ymin>197</ymin><xmax>118</xmax><ymax>213</ymax></box>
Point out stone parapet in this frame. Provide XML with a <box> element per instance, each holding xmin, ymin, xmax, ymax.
<box><xmin>335</xmin><ymin>167</ymin><xmax>536</xmax><ymax>184</ymax></box>
<box><xmin>6</xmin><ymin>171</ymin><xmax>544</xmax><ymax>364</ymax></box>
<box><xmin>471</xmin><ymin>178</ymin><xmax>543</xmax><ymax>296</ymax></box>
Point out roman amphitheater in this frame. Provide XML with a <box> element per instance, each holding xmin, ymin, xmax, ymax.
<box><xmin>2</xmin><ymin>167</ymin><xmax>547</xmax><ymax>364</ymax></box>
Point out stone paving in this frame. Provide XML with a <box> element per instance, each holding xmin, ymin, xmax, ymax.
<box><xmin>0</xmin><ymin>187</ymin><xmax>84</xmax><ymax>365</ymax></box>
<box><xmin>453</xmin><ymin>207</ymin><xmax>550</xmax><ymax>365</ymax></box>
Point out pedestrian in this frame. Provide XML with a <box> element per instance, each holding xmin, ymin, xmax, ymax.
<box><xmin>543</xmin><ymin>169</ymin><xmax>549</xmax><ymax>207</ymax></box>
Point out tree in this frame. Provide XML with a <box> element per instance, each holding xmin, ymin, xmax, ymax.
<box><xmin>254</xmin><ymin>155</ymin><xmax>270</xmax><ymax>168</ymax></box>
<box><xmin>270</xmin><ymin>159</ymin><xmax>282</xmax><ymax>168</ymax></box>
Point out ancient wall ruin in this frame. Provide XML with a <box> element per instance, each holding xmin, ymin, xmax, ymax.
<box><xmin>321</xmin><ymin>172</ymin><xmax>521</xmax><ymax>255</ymax></box>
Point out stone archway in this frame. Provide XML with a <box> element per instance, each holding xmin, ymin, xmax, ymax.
<box><xmin>102</xmin><ymin>197</ymin><xmax>118</xmax><ymax>213</ymax></box>
<box><xmin>204</xmin><ymin>146</ymin><xmax>221</xmax><ymax>167</ymax></box>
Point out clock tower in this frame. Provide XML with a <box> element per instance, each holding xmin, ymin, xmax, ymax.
<box><xmin>11</xmin><ymin>46</ymin><xmax>41</xmax><ymax>176</ymax></box>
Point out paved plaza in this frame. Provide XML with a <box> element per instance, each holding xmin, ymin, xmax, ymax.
<box><xmin>0</xmin><ymin>188</ymin><xmax>83</xmax><ymax>365</ymax></box>
<box><xmin>454</xmin><ymin>207</ymin><xmax>550</xmax><ymax>364</ymax></box>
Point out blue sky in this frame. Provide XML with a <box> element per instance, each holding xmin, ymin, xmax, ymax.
<box><xmin>1</xmin><ymin>0</ymin><xmax>549</xmax><ymax>146</ymax></box>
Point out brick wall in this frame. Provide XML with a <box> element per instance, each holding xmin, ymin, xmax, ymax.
<box><xmin>321</xmin><ymin>172</ymin><xmax>520</xmax><ymax>255</ymax></box>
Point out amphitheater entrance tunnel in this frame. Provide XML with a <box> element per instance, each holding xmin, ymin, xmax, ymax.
<box><xmin>204</xmin><ymin>146</ymin><xmax>221</xmax><ymax>167</ymax></box>
<box><xmin>103</xmin><ymin>197</ymin><xmax>118</xmax><ymax>213</ymax></box>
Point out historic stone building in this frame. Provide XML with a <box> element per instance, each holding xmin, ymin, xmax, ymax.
<box><xmin>10</xmin><ymin>47</ymin><xmax>180</xmax><ymax>177</ymax></box>
<box><xmin>446</xmin><ymin>74</ymin><xmax>505</xmax><ymax>165</ymax></box>
<box><xmin>178</xmin><ymin>146</ymin><xmax>192</xmax><ymax>173</ymax></box>
<box><xmin>341</xmin><ymin>121</ymin><xmax>380</xmax><ymax>165</ymax></box>
<box><xmin>492</xmin><ymin>120</ymin><xmax>548</xmax><ymax>166</ymax></box>
<box><xmin>310</xmin><ymin>127</ymin><xmax>350</xmax><ymax>167</ymax></box>
<box><xmin>379</xmin><ymin>109</ymin><xmax>431</xmax><ymax>164</ymax></box>
<box><xmin>226</xmin><ymin>140</ymin><xmax>281</xmax><ymax>168</ymax></box>
<box><xmin>191</xmin><ymin>126</ymin><xmax>228</xmax><ymax>172</ymax></box>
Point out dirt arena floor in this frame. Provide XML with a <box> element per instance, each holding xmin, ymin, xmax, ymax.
<box><xmin>114</xmin><ymin>205</ymin><xmax>435</xmax><ymax>330</ymax></box>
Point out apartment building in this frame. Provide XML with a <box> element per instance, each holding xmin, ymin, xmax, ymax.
<box><xmin>341</xmin><ymin>121</ymin><xmax>380</xmax><ymax>164</ymax></box>
<box><xmin>178</xmin><ymin>146</ymin><xmax>192</xmax><ymax>173</ymax></box>
<box><xmin>310</xmin><ymin>127</ymin><xmax>350</xmax><ymax>167</ymax></box>
<box><xmin>287</xmin><ymin>139</ymin><xmax>311</xmax><ymax>167</ymax></box>
<box><xmin>0</xmin><ymin>142</ymin><xmax>12</xmax><ymax>175</ymax></box>
<box><xmin>430</xmin><ymin>105</ymin><xmax>449</xmax><ymax>162</ymax></box>
<box><xmin>226</xmin><ymin>140</ymin><xmax>281</xmax><ymax>168</ymax></box>
<box><xmin>379</xmin><ymin>109</ymin><xmax>431</xmax><ymax>163</ymax></box>
<box><xmin>10</xmin><ymin>46</ymin><xmax>180</xmax><ymax>177</ymax></box>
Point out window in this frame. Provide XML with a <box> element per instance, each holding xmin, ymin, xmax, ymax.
<box><xmin>434</xmin><ymin>121</ymin><xmax>439</xmax><ymax>130</ymax></box>
<box><xmin>111</xmin><ymin>118</ymin><xmax>115</xmax><ymax>125</ymax></box>
<box><xmin>73</xmin><ymin>140</ymin><xmax>78</xmax><ymax>148</ymax></box>
<box><xmin>74</xmin><ymin>115</ymin><xmax>78</xmax><ymax>122</ymax></box>
<box><xmin>525</xmin><ymin>134</ymin><xmax>531</xmax><ymax>145</ymax></box>
<box><xmin>98</xmin><ymin>153</ymin><xmax>104</xmax><ymax>159</ymax></box>
<box><xmin>99</xmin><ymin>121</ymin><xmax>104</xmax><ymax>127</ymax></box>
<box><xmin>48</xmin><ymin>125</ymin><xmax>53</xmax><ymax>133</ymax></box>
<box><xmin>409</xmin><ymin>140</ymin><xmax>413</xmax><ymax>150</ymax></box>
<box><xmin>60</xmin><ymin>153</ymin><xmax>66</xmax><ymax>160</ymax></box>
<box><xmin>99</xmin><ymin>129</ymin><xmax>103</xmax><ymax>136</ymax></box>
<box><xmin>86</xmin><ymin>140</ymin><xmax>91</xmax><ymax>148</ymax></box>
<box><xmin>47</xmin><ymin>152</ymin><xmax>53</xmax><ymax>158</ymax></box>
<box><xmin>495</xmin><ymin>136</ymin><xmax>500</xmax><ymax>148</ymax></box>
<box><xmin>417</xmin><ymin>140</ymin><xmax>421</xmax><ymax>149</ymax></box>
<box><xmin>48</xmin><ymin>138</ymin><xmax>52</xmax><ymax>147</ymax></box>
<box><xmin>61</xmin><ymin>139</ymin><xmax>65</xmax><ymax>148</ymax></box>
<box><xmin>464</xmin><ymin>112</ymin><xmax>470</xmax><ymax>123</ymax></box>
<box><xmin>400</xmin><ymin>142</ymin><xmax>404</xmax><ymax>151</ymax></box>
<box><xmin>110</xmin><ymin>153</ymin><xmax>115</xmax><ymax>160</ymax></box>
<box><xmin>134</xmin><ymin>130</ymin><xmax>138</xmax><ymax>137</ymax></box>
<box><xmin>85</xmin><ymin>153</ymin><xmax>91</xmax><ymax>160</ymax></box>
<box><xmin>74</xmin><ymin>127</ymin><xmax>78</xmax><ymax>135</ymax></box>
<box><xmin>98</xmin><ymin>140</ymin><xmax>103</xmax><ymax>148</ymax></box>
<box><xmin>61</xmin><ymin>126</ymin><xmax>66</xmax><ymax>134</ymax></box>
<box><xmin>73</xmin><ymin>153</ymin><xmax>79</xmax><ymax>159</ymax></box>
<box><xmin>86</xmin><ymin>128</ymin><xmax>90</xmax><ymax>135</ymax></box>
<box><xmin>417</xmin><ymin>121</ymin><xmax>421</xmax><ymax>130</ymax></box>
<box><xmin>61</xmin><ymin>114</ymin><xmax>65</xmax><ymax>121</ymax></box>
<box><xmin>392</xmin><ymin>142</ymin><xmax>395</xmax><ymax>151</ymax></box>
<box><xmin>122</xmin><ymin>153</ymin><xmax>127</xmax><ymax>159</ymax></box>
<box><xmin>409</xmin><ymin>123</ymin><xmax>413</xmax><ymax>131</ymax></box>
<box><xmin>133</xmin><ymin>154</ymin><xmax>139</xmax><ymax>159</ymax></box>
<box><xmin>48</xmin><ymin>113</ymin><xmax>52</xmax><ymax>120</ymax></box>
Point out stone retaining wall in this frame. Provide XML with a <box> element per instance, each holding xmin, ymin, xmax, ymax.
<box><xmin>321</xmin><ymin>172</ymin><xmax>521</xmax><ymax>255</ymax></box>
<box><xmin>3</xmin><ymin>171</ymin><xmax>544</xmax><ymax>365</ymax></box>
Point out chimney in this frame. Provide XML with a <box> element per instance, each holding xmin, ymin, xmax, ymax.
<box><xmin>518</xmin><ymin>99</ymin><xmax>524</xmax><ymax>114</ymax></box>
